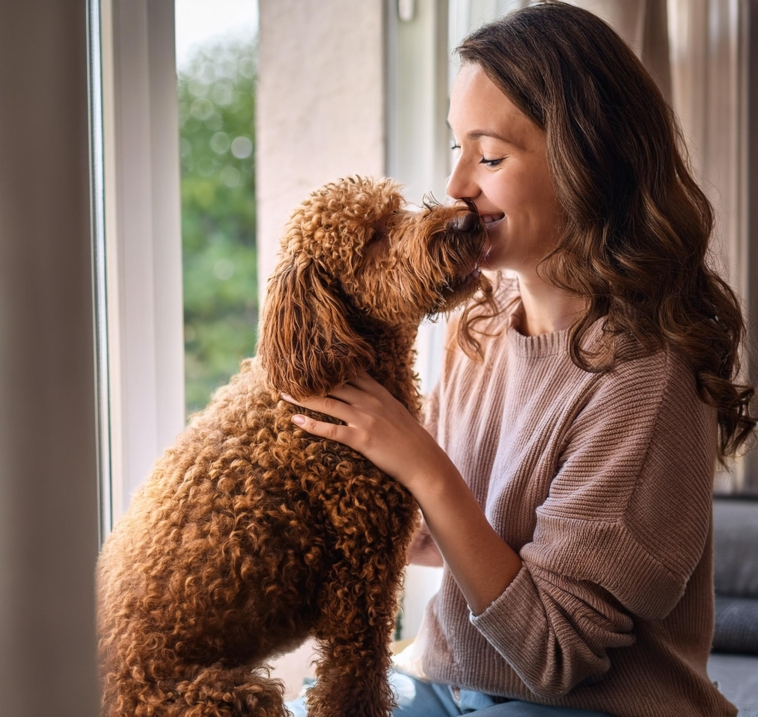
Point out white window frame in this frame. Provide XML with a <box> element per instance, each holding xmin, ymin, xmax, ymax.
<box><xmin>98</xmin><ymin>0</ymin><xmax>186</xmax><ymax>534</ymax></box>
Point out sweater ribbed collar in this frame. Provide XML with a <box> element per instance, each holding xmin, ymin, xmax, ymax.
<box><xmin>505</xmin><ymin>298</ymin><xmax>572</xmax><ymax>358</ymax></box>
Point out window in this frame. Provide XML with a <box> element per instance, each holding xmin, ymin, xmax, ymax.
<box><xmin>97</xmin><ymin>1</ymin><xmax>259</xmax><ymax>528</ymax></box>
<box><xmin>176</xmin><ymin>3</ymin><xmax>258</xmax><ymax>416</ymax></box>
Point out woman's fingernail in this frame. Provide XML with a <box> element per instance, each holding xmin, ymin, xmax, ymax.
<box><xmin>281</xmin><ymin>392</ymin><xmax>293</xmax><ymax>401</ymax></box>
<box><xmin>291</xmin><ymin>415</ymin><xmax>305</xmax><ymax>425</ymax></box>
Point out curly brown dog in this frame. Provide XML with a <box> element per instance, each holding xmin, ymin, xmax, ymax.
<box><xmin>97</xmin><ymin>176</ymin><xmax>487</xmax><ymax>717</ymax></box>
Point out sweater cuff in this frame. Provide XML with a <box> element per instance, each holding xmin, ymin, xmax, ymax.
<box><xmin>469</xmin><ymin>562</ymin><xmax>534</xmax><ymax>641</ymax></box>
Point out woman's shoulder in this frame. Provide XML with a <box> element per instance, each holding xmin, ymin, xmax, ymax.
<box><xmin>587</xmin><ymin>340</ymin><xmax>711</xmax><ymax>428</ymax></box>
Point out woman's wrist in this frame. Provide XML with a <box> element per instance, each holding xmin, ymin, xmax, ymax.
<box><xmin>403</xmin><ymin>447</ymin><xmax>463</xmax><ymax>501</ymax></box>
<box><xmin>409</xmin><ymin>462</ymin><xmax>522</xmax><ymax>615</ymax></box>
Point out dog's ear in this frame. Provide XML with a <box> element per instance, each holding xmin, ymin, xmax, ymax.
<box><xmin>257</xmin><ymin>258</ymin><xmax>374</xmax><ymax>400</ymax></box>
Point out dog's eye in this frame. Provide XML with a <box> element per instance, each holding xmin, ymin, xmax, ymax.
<box><xmin>370</xmin><ymin>227</ymin><xmax>388</xmax><ymax>244</ymax></box>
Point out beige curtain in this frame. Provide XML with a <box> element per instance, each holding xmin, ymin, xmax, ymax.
<box><xmin>668</xmin><ymin>0</ymin><xmax>748</xmax><ymax>314</ymax></box>
<box><xmin>0</xmin><ymin>1</ymin><xmax>100</xmax><ymax>713</ymax></box>
<box><xmin>666</xmin><ymin>0</ymin><xmax>750</xmax><ymax>491</ymax></box>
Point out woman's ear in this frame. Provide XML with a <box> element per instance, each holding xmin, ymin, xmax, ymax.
<box><xmin>257</xmin><ymin>258</ymin><xmax>374</xmax><ymax>400</ymax></box>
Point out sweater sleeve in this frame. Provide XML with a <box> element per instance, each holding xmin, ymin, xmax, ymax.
<box><xmin>469</xmin><ymin>351</ymin><xmax>717</xmax><ymax>699</ymax></box>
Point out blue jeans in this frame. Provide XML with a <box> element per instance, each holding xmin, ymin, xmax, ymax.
<box><xmin>285</xmin><ymin>670</ymin><xmax>614</xmax><ymax>716</ymax></box>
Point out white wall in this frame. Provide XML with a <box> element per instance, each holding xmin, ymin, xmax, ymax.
<box><xmin>256</xmin><ymin>0</ymin><xmax>386</xmax><ymax>304</ymax></box>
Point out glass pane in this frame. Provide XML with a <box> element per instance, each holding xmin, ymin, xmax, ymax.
<box><xmin>175</xmin><ymin>0</ymin><xmax>259</xmax><ymax>416</ymax></box>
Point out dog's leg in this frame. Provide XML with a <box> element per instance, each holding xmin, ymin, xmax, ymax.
<box><xmin>305</xmin><ymin>494</ymin><xmax>415</xmax><ymax>717</ymax></box>
<box><xmin>171</xmin><ymin>664</ymin><xmax>289</xmax><ymax>717</ymax></box>
<box><xmin>308</xmin><ymin>575</ymin><xmax>401</xmax><ymax>717</ymax></box>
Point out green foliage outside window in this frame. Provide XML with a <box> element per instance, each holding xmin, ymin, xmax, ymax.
<box><xmin>178</xmin><ymin>36</ymin><xmax>257</xmax><ymax>417</ymax></box>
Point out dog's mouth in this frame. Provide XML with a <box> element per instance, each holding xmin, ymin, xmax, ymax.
<box><xmin>449</xmin><ymin>243</ymin><xmax>491</xmax><ymax>291</ymax></box>
<box><xmin>450</xmin><ymin>264</ymin><xmax>481</xmax><ymax>291</ymax></box>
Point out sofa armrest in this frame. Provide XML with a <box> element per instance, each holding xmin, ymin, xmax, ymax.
<box><xmin>713</xmin><ymin>496</ymin><xmax>758</xmax><ymax>598</ymax></box>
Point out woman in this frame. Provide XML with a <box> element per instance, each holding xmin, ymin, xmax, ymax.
<box><xmin>284</xmin><ymin>3</ymin><xmax>753</xmax><ymax>715</ymax></box>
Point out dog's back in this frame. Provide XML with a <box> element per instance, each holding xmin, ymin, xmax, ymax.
<box><xmin>98</xmin><ymin>360</ymin><xmax>316</xmax><ymax>715</ymax></box>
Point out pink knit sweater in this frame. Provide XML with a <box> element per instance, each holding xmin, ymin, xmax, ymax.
<box><xmin>403</xmin><ymin>280</ymin><xmax>736</xmax><ymax>716</ymax></box>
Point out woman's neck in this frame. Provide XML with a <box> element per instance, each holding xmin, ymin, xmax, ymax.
<box><xmin>515</xmin><ymin>271</ymin><xmax>585</xmax><ymax>337</ymax></box>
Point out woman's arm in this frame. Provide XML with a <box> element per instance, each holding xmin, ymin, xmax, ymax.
<box><xmin>406</xmin><ymin>517</ymin><xmax>443</xmax><ymax>567</ymax></box>
<box><xmin>408</xmin><ymin>458</ymin><xmax>522</xmax><ymax>614</ymax></box>
<box><xmin>282</xmin><ymin>373</ymin><xmax>522</xmax><ymax>615</ymax></box>
<box><xmin>285</xmin><ymin>354</ymin><xmax>717</xmax><ymax>699</ymax></box>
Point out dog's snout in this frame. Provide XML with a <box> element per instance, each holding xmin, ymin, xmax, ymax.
<box><xmin>450</xmin><ymin>211</ymin><xmax>481</xmax><ymax>234</ymax></box>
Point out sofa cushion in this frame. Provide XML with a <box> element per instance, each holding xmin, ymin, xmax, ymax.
<box><xmin>713</xmin><ymin>497</ymin><xmax>758</xmax><ymax>598</ymax></box>
<box><xmin>712</xmin><ymin>595</ymin><xmax>758</xmax><ymax>654</ymax></box>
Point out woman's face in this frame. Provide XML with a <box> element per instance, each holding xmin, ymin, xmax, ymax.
<box><xmin>447</xmin><ymin>63</ymin><xmax>563</xmax><ymax>275</ymax></box>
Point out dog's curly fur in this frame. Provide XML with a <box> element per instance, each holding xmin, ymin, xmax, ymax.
<box><xmin>97</xmin><ymin>176</ymin><xmax>487</xmax><ymax>717</ymax></box>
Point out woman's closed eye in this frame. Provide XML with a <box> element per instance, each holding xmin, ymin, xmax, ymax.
<box><xmin>451</xmin><ymin>142</ymin><xmax>506</xmax><ymax>168</ymax></box>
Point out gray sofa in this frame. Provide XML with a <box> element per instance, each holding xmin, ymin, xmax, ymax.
<box><xmin>707</xmin><ymin>496</ymin><xmax>758</xmax><ymax>716</ymax></box>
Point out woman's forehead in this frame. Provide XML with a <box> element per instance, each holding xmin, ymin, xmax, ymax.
<box><xmin>448</xmin><ymin>63</ymin><xmax>536</xmax><ymax>147</ymax></box>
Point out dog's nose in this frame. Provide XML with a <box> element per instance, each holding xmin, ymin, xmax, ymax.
<box><xmin>450</xmin><ymin>211</ymin><xmax>480</xmax><ymax>234</ymax></box>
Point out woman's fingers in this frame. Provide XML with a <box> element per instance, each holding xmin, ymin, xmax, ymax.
<box><xmin>284</xmin><ymin>376</ymin><xmax>382</xmax><ymax>415</ymax></box>
<box><xmin>280</xmin><ymin>374</ymin><xmax>404</xmax><ymax>457</ymax></box>
<box><xmin>281</xmin><ymin>393</ymin><xmax>369</xmax><ymax>451</ymax></box>
<box><xmin>281</xmin><ymin>392</ymin><xmax>355</xmax><ymax>424</ymax></box>
<box><xmin>347</xmin><ymin>372</ymin><xmax>386</xmax><ymax>396</ymax></box>
<box><xmin>289</xmin><ymin>412</ymin><xmax>356</xmax><ymax>446</ymax></box>
<box><xmin>326</xmin><ymin>382</ymin><xmax>366</xmax><ymax>406</ymax></box>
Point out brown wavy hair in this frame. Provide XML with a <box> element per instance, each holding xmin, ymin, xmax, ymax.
<box><xmin>455</xmin><ymin>1</ymin><xmax>754</xmax><ymax>460</ymax></box>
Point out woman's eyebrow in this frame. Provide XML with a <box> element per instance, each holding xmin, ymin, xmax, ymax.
<box><xmin>446</xmin><ymin>121</ymin><xmax>522</xmax><ymax>148</ymax></box>
<box><xmin>466</xmin><ymin>129</ymin><xmax>522</xmax><ymax>147</ymax></box>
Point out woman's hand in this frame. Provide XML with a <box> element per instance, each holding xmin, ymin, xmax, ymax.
<box><xmin>283</xmin><ymin>371</ymin><xmax>523</xmax><ymax>613</ymax></box>
<box><xmin>281</xmin><ymin>372</ymin><xmax>456</xmax><ymax>494</ymax></box>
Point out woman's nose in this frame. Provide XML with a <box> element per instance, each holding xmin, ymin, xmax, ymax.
<box><xmin>446</xmin><ymin>156</ymin><xmax>478</xmax><ymax>200</ymax></box>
